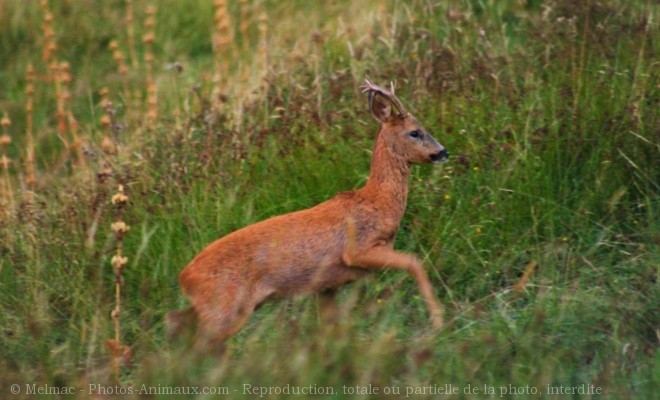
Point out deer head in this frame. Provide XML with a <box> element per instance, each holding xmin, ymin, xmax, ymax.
<box><xmin>361</xmin><ymin>79</ymin><xmax>448</xmax><ymax>164</ymax></box>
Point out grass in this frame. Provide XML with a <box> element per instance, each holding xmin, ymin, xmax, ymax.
<box><xmin>0</xmin><ymin>0</ymin><xmax>658</xmax><ymax>398</ymax></box>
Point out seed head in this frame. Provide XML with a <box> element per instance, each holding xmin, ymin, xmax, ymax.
<box><xmin>144</xmin><ymin>16</ymin><xmax>155</xmax><ymax>29</ymax></box>
<box><xmin>112</xmin><ymin>185</ymin><xmax>129</xmax><ymax>205</ymax></box>
<box><xmin>0</xmin><ymin>155</ymin><xmax>12</xmax><ymax>170</ymax></box>
<box><xmin>148</xmin><ymin>109</ymin><xmax>158</xmax><ymax>121</ymax></box>
<box><xmin>142</xmin><ymin>32</ymin><xmax>155</xmax><ymax>45</ymax></box>
<box><xmin>101</xmin><ymin>136</ymin><xmax>117</xmax><ymax>155</ymax></box>
<box><xmin>100</xmin><ymin>114</ymin><xmax>112</xmax><ymax>127</ymax></box>
<box><xmin>111</xmin><ymin>220</ymin><xmax>130</xmax><ymax>235</ymax></box>
<box><xmin>111</xmin><ymin>255</ymin><xmax>129</xmax><ymax>269</ymax></box>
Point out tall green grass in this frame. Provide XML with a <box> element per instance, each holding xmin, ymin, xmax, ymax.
<box><xmin>0</xmin><ymin>0</ymin><xmax>657</xmax><ymax>398</ymax></box>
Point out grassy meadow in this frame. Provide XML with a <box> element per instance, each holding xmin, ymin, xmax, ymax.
<box><xmin>0</xmin><ymin>0</ymin><xmax>658</xmax><ymax>398</ymax></box>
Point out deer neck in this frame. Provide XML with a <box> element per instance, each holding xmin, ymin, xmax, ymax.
<box><xmin>360</xmin><ymin>131</ymin><xmax>410</xmax><ymax>220</ymax></box>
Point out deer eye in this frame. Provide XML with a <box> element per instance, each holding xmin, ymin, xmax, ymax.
<box><xmin>409</xmin><ymin>130</ymin><xmax>421</xmax><ymax>139</ymax></box>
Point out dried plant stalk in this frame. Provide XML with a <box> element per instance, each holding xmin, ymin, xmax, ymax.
<box><xmin>211</xmin><ymin>0</ymin><xmax>233</xmax><ymax>112</ymax></box>
<box><xmin>144</xmin><ymin>4</ymin><xmax>158</xmax><ymax>130</ymax></box>
<box><xmin>0</xmin><ymin>114</ymin><xmax>13</xmax><ymax>213</ymax></box>
<box><xmin>106</xmin><ymin>184</ymin><xmax>131</xmax><ymax>379</ymax></box>
<box><xmin>24</xmin><ymin>65</ymin><xmax>37</xmax><ymax>194</ymax></box>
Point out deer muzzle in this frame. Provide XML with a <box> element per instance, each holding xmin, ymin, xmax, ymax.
<box><xmin>430</xmin><ymin>148</ymin><xmax>449</xmax><ymax>163</ymax></box>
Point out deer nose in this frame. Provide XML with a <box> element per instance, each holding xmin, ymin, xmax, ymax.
<box><xmin>430</xmin><ymin>148</ymin><xmax>449</xmax><ymax>163</ymax></box>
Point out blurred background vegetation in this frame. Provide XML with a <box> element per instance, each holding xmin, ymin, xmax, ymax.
<box><xmin>0</xmin><ymin>0</ymin><xmax>657</xmax><ymax>398</ymax></box>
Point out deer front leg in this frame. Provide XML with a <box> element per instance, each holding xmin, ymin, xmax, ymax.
<box><xmin>342</xmin><ymin>246</ymin><xmax>444</xmax><ymax>329</ymax></box>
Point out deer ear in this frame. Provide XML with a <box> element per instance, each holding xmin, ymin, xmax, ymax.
<box><xmin>369</xmin><ymin>91</ymin><xmax>394</xmax><ymax>123</ymax></box>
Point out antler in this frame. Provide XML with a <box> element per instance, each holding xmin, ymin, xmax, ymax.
<box><xmin>360</xmin><ymin>78</ymin><xmax>408</xmax><ymax>117</ymax></box>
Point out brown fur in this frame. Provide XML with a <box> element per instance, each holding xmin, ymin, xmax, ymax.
<box><xmin>168</xmin><ymin>80</ymin><xmax>449</xmax><ymax>347</ymax></box>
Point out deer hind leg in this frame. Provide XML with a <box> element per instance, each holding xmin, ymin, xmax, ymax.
<box><xmin>189</xmin><ymin>280</ymin><xmax>257</xmax><ymax>350</ymax></box>
<box><xmin>165</xmin><ymin>306</ymin><xmax>197</xmax><ymax>341</ymax></box>
<box><xmin>343</xmin><ymin>245</ymin><xmax>444</xmax><ymax>329</ymax></box>
<box><xmin>195</xmin><ymin>303</ymin><xmax>255</xmax><ymax>351</ymax></box>
<box><xmin>317</xmin><ymin>288</ymin><xmax>340</xmax><ymax>324</ymax></box>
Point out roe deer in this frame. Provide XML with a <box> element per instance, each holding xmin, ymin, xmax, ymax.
<box><xmin>168</xmin><ymin>79</ymin><xmax>449</xmax><ymax>347</ymax></box>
